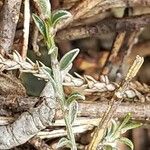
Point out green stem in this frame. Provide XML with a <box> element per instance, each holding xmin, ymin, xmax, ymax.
<box><xmin>50</xmin><ymin>49</ymin><xmax>77</xmax><ymax>150</ymax></box>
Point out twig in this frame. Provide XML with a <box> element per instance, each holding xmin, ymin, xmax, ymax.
<box><xmin>101</xmin><ymin>32</ymin><xmax>126</xmax><ymax>75</ymax></box>
<box><xmin>22</xmin><ymin>0</ymin><xmax>30</xmax><ymax>60</ymax></box>
<box><xmin>116</xmin><ymin>30</ymin><xmax>142</xmax><ymax>80</ymax></box>
<box><xmin>86</xmin><ymin>56</ymin><xmax>144</xmax><ymax>150</ymax></box>
<box><xmin>56</xmin><ymin>15</ymin><xmax>150</xmax><ymax>41</ymax></box>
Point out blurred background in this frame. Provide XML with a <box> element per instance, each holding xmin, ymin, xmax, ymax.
<box><xmin>0</xmin><ymin>0</ymin><xmax>149</xmax><ymax>149</ymax></box>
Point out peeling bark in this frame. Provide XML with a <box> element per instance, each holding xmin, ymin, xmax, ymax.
<box><xmin>0</xmin><ymin>0</ymin><xmax>22</xmax><ymax>55</ymax></box>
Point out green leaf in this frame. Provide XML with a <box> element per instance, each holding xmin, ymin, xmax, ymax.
<box><xmin>121</xmin><ymin>122</ymin><xmax>142</xmax><ymax>134</ymax></box>
<box><xmin>32</xmin><ymin>14</ymin><xmax>46</xmax><ymax>38</ymax></box>
<box><xmin>61</xmin><ymin>63</ymin><xmax>73</xmax><ymax>79</ymax></box>
<box><xmin>57</xmin><ymin>137</ymin><xmax>72</xmax><ymax>149</ymax></box>
<box><xmin>60</xmin><ymin>49</ymin><xmax>79</xmax><ymax>71</ymax></box>
<box><xmin>69</xmin><ymin>101</ymin><xmax>78</xmax><ymax>124</ymax></box>
<box><xmin>107</xmin><ymin>120</ymin><xmax>118</xmax><ymax>138</ymax></box>
<box><xmin>66</xmin><ymin>92</ymin><xmax>85</xmax><ymax>106</ymax></box>
<box><xmin>119</xmin><ymin>137</ymin><xmax>134</xmax><ymax>150</ymax></box>
<box><xmin>52</xmin><ymin>10</ymin><xmax>72</xmax><ymax>27</ymax></box>
<box><xmin>38</xmin><ymin>0</ymin><xmax>51</xmax><ymax>18</ymax></box>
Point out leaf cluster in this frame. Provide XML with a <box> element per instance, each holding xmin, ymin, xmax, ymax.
<box><xmin>102</xmin><ymin>113</ymin><xmax>142</xmax><ymax>150</ymax></box>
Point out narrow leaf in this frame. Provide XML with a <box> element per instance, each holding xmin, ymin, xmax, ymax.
<box><xmin>52</xmin><ymin>10</ymin><xmax>72</xmax><ymax>27</ymax></box>
<box><xmin>57</xmin><ymin>137</ymin><xmax>72</xmax><ymax>149</ymax></box>
<box><xmin>119</xmin><ymin>137</ymin><xmax>134</xmax><ymax>150</ymax></box>
<box><xmin>38</xmin><ymin>0</ymin><xmax>51</xmax><ymax>18</ymax></box>
<box><xmin>69</xmin><ymin>101</ymin><xmax>78</xmax><ymax>124</ymax></box>
<box><xmin>107</xmin><ymin>120</ymin><xmax>118</xmax><ymax>138</ymax></box>
<box><xmin>116</xmin><ymin>113</ymin><xmax>131</xmax><ymax>131</ymax></box>
<box><xmin>66</xmin><ymin>92</ymin><xmax>85</xmax><ymax>106</ymax></box>
<box><xmin>60</xmin><ymin>49</ymin><xmax>79</xmax><ymax>71</ymax></box>
<box><xmin>32</xmin><ymin>14</ymin><xmax>46</xmax><ymax>38</ymax></box>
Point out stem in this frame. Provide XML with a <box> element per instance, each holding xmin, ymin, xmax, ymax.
<box><xmin>50</xmin><ymin>49</ymin><xmax>77</xmax><ymax>150</ymax></box>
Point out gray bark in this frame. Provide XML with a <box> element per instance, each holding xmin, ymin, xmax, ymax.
<box><xmin>0</xmin><ymin>82</ymin><xmax>56</xmax><ymax>149</ymax></box>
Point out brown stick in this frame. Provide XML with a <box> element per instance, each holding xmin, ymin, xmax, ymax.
<box><xmin>101</xmin><ymin>32</ymin><xmax>126</xmax><ymax>75</ymax></box>
<box><xmin>56</xmin><ymin>0</ymin><xmax>150</xmax><ymax>31</ymax></box>
<box><xmin>0</xmin><ymin>0</ymin><xmax>22</xmax><ymax>55</ymax></box>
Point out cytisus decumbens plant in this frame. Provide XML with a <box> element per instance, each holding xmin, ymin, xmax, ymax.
<box><xmin>101</xmin><ymin>113</ymin><xmax>142</xmax><ymax>150</ymax></box>
<box><xmin>0</xmin><ymin>0</ymin><xmax>144</xmax><ymax>149</ymax></box>
<box><xmin>32</xmin><ymin>0</ymin><xmax>85</xmax><ymax>149</ymax></box>
<box><xmin>31</xmin><ymin>1</ymin><xmax>143</xmax><ymax>150</ymax></box>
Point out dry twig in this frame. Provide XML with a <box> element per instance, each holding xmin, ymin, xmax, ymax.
<box><xmin>22</xmin><ymin>0</ymin><xmax>30</xmax><ymax>59</ymax></box>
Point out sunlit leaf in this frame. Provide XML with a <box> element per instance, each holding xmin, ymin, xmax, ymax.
<box><xmin>52</xmin><ymin>10</ymin><xmax>72</xmax><ymax>27</ymax></box>
<box><xmin>60</xmin><ymin>49</ymin><xmax>79</xmax><ymax>70</ymax></box>
<box><xmin>69</xmin><ymin>101</ymin><xmax>78</xmax><ymax>124</ymax></box>
<box><xmin>119</xmin><ymin>137</ymin><xmax>134</xmax><ymax>150</ymax></box>
<box><xmin>38</xmin><ymin>0</ymin><xmax>51</xmax><ymax>18</ymax></box>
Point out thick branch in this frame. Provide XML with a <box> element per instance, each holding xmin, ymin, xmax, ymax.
<box><xmin>56</xmin><ymin>0</ymin><xmax>150</xmax><ymax>31</ymax></box>
<box><xmin>1</xmin><ymin>100</ymin><xmax>150</xmax><ymax>125</ymax></box>
<box><xmin>0</xmin><ymin>0</ymin><xmax>22</xmax><ymax>55</ymax></box>
<box><xmin>56</xmin><ymin>15</ymin><xmax>150</xmax><ymax>41</ymax></box>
